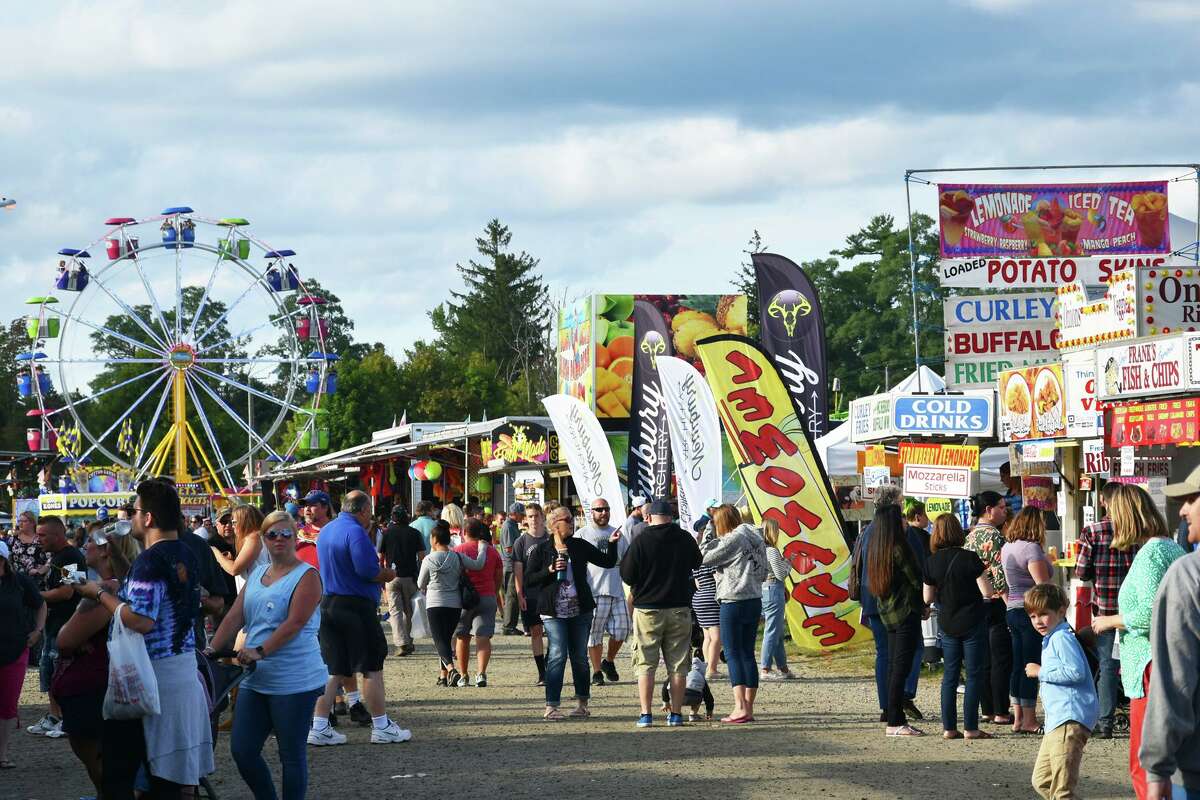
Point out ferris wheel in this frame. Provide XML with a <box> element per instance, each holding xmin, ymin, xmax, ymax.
<box><xmin>18</xmin><ymin>207</ymin><xmax>338</xmax><ymax>493</ymax></box>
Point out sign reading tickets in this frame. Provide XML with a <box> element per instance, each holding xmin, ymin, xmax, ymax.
<box><xmin>999</xmin><ymin>364</ymin><xmax>1067</xmax><ymax>442</ymax></box>
<box><xmin>938</xmin><ymin>181</ymin><xmax>1171</xmax><ymax>259</ymax></box>
<box><xmin>890</xmin><ymin>392</ymin><xmax>994</xmax><ymax>437</ymax></box>
<box><xmin>697</xmin><ymin>334</ymin><xmax>868</xmax><ymax>653</ymax></box>
<box><xmin>898</xmin><ymin>442</ymin><xmax>980</xmax><ymax>470</ymax></box>
<box><xmin>903</xmin><ymin>464</ymin><xmax>972</xmax><ymax>499</ymax></box>
<box><xmin>944</xmin><ymin>293</ymin><xmax>1058</xmax><ymax>388</ymax></box>
<box><xmin>1110</xmin><ymin>398</ymin><xmax>1200</xmax><ymax>448</ymax></box>
<box><xmin>1096</xmin><ymin>333</ymin><xmax>1200</xmax><ymax>401</ymax></box>
<box><xmin>1056</xmin><ymin>270</ymin><xmax>1138</xmax><ymax>351</ymax></box>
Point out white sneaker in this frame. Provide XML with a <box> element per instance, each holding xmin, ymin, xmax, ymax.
<box><xmin>26</xmin><ymin>715</ymin><xmax>59</xmax><ymax>736</ymax></box>
<box><xmin>44</xmin><ymin>720</ymin><xmax>66</xmax><ymax>738</ymax></box>
<box><xmin>370</xmin><ymin>721</ymin><xmax>413</xmax><ymax>744</ymax></box>
<box><xmin>307</xmin><ymin>726</ymin><xmax>347</xmax><ymax>746</ymax></box>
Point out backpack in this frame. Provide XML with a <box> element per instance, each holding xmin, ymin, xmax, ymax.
<box><xmin>1071</xmin><ymin>624</ymin><xmax>1102</xmax><ymax>683</ymax></box>
<box><xmin>454</xmin><ymin>552</ymin><xmax>481</xmax><ymax>611</ymax></box>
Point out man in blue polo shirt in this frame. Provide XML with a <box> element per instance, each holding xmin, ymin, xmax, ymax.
<box><xmin>308</xmin><ymin>490</ymin><xmax>412</xmax><ymax>746</ymax></box>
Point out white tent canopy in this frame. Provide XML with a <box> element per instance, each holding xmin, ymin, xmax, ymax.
<box><xmin>816</xmin><ymin>366</ymin><xmax>1005</xmax><ymax>490</ymax></box>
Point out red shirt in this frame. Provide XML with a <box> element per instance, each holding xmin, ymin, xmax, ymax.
<box><xmin>454</xmin><ymin>540</ymin><xmax>503</xmax><ymax>597</ymax></box>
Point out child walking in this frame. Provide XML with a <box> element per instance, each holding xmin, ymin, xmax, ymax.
<box><xmin>1024</xmin><ymin>584</ymin><xmax>1098</xmax><ymax>799</ymax></box>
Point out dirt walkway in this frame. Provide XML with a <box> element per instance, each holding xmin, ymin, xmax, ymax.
<box><xmin>6</xmin><ymin>635</ymin><xmax>1135</xmax><ymax>799</ymax></box>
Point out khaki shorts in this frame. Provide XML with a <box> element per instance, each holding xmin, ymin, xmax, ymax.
<box><xmin>631</xmin><ymin>607</ymin><xmax>693</xmax><ymax>677</ymax></box>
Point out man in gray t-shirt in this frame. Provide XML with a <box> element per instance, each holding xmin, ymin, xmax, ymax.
<box><xmin>499</xmin><ymin>503</ymin><xmax>524</xmax><ymax>635</ymax></box>
<box><xmin>579</xmin><ymin>499</ymin><xmax>630</xmax><ymax>685</ymax></box>
<box><xmin>512</xmin><ymin>504</ymin><xmax>549</xmax><ymax>684</ymax></box>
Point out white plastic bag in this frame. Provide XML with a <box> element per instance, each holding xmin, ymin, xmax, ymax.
<box><xmin>410</xmin><ymin>592</ymin><xmax>430</xmax><ymax>640</ymax></box>
<box><xmin>103</xmin><ymin>603</ymin><xmax>161</xmax><ymax>719</ymax></box>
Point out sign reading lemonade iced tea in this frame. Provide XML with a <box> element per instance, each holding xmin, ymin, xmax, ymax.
<box><xmin>937</xmin><ymin>181</ymin><xmax>1171</xmax><ymax>259</ymax></box>
<box><xmin>697</xmin><ymin>334</ymin><xmax>869</xmax><ymax>653</ymax></box>
<box><xmin>998</xmin><ymin>364</ymin><xmax>1067</xmax><ymax>442</ymax></box>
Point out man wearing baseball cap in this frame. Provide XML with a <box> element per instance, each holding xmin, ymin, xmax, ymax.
<box><xmin>296</xmin><ymin>490</ymin><xmax>332</xmax><ymax>570</ymax></box>
<box><xmin>500</xmin><ymin>503</ymin><xmax>525</xmax><ymax>635</ymax></box>
<box><xmin>1142</xmin><ymin>466</ymin><xmax>1200</xmax><ymax>800</ymax></box>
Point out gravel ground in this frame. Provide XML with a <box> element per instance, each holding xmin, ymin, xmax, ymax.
<box><xmin>6</xmin><ymin>632</ymin><xmax>1136</xmax><ymax>799</ymax></box>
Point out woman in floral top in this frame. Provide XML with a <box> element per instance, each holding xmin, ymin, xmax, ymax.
<box><xmin>6</xmin><ymin>511</ymin><xmax>50</xmax><ymax>584</ymax></box>
<box><xmin>1092</xmin><ymin>484</ymin><xmax>1186</xmax><ymax>800</ymax></box>
<box><xmin>965</xmin><ymin>491</ymin><xmax>1012</xmax><ymax>725</ymax></box>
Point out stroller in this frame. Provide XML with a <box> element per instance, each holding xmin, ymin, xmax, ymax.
<box><xmin>196</xmin><ymin>649</ymin><xmax>254</xmax><ymax>800</ymax></box>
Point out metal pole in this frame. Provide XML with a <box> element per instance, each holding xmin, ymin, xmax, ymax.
<box><xmin>904</xmin><ymin>173</ymin><xmax>921</xmax><ymax>389</ymax></box>
<box><xmin>1194</xmin><ymin>168</ymin><xmax>1199</xmax><ymax>265</ymax></box>
<box><xmin>907</xmin><ymin>162</ymin><xmax>1200</xmax><ymax>176</ymax></box>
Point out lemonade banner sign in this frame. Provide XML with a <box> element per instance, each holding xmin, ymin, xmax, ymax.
<box><xmin>696</xmin><ymin>334</ymin><xmax>870</xmax><ymax>654</ymax></box>
<box><xmin>937</xmin><ymin>181</ymin><xmax>1170</xmax><ymax>259</ymax></box>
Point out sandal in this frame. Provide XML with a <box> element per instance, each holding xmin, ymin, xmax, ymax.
<box><xmin>886</xmin><ymin>725</ymin><xmax>926</xmax><ymax>737</ymax></box>
<box><xmin>942</xmin><ymin>730</ymin><xmax>963</xmax><ymax>740</ymax></box>
<box><xmin>964</xmin><ymin>731</ymin><xmax>994</xmax><ymax>740</ymax></box>
<box><xmin>991</xmin><ymin>715</ymin><xmax>1014</xmax><ymax>725</ymax></box>
<box><xmin>542</xmin><ymin>708</ymin><xmax>565</xmax><ymax>722</ymax></box>
<box><xmin>568</xmin><ymin>707</ymin><xmax>591</xmax><ymax>718</ymax></box>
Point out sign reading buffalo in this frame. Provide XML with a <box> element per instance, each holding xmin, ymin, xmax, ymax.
<box><xmin>696</xmin><ymin>333</ymin><xmax>869</xmax><ymax>653</ymax></box>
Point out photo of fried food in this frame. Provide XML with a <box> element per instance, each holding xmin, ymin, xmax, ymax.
<box><xmin>1035</xmin><ymin>374</ymin><xmax>1060</xmax><ymax>415</ymax></box>
<box><xmin>1005</xmin><ymin>376</ymin><xmax>1030</xmax><ymax>415</ymax></box>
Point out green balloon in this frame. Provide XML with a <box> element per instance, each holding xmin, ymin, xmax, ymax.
<box><xmin>474</xmin><ymin>475</ymin><xmax>492</xmax><ymax>493</ymax></box>
<box><xmin>423</xmin><ymin>461</ymin><xmax>442</xmax><ymax>480</ymax></box>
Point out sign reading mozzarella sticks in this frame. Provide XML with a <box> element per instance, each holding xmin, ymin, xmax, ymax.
<box><xmin>696</xmin><ymin>333</ymin><xmax>869</xmax><ymax>653</ymax></box>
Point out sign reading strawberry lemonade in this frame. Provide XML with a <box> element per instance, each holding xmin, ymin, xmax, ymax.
<box><xmin>697</xmin><ymin>334</ymin><xmax>868</xmax><ymax>653</ymax></box>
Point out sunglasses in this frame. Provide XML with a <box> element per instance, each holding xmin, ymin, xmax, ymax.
<box><xmin>591</xmin><ymin>507</ymin><xmax>610</xmax><ymax>513</ymax></box>
<box><xmin>265</xmin><ymin>528</ymin><xmax>295</xmax><ymax>540</ymax></box>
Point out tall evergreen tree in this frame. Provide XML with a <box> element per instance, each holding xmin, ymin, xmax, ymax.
<box><xmin>431</xmin><ymin>219</ymin><xmax>550</xmax><ymax>407</ymax></box>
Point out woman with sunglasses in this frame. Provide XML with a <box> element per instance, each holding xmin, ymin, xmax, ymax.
<box><xmin>210</xmin><ymin>511</ymin><xmax>327</xmax><ymax>800</ymax></box>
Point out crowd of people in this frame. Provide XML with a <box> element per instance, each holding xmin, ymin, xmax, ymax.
<box><xmin>5</xmin><ymin>466</ymin><xmax>1200</xmax><ymax>798</ymax></box>
<box><xmin>854</xmin><ymin>468</ymin><xmax>1200</xmax><ymax>799</ymax></box>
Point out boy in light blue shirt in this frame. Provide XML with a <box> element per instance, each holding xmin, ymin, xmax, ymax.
<box><xmin>1024</xmin><ymin>583</ymin><xmax>1098</xmax><ymax>799</ymax></box>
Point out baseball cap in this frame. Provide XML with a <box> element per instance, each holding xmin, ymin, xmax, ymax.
<box><xmin>1164</xmin><ymin>464</ymin><xmax>1200</xmax><ymax>498</ymax></box>
<box><xmin>300</xmin><ymin>490</ymin><xmax>331</xmax><ymax>506</ymax></box>
<box><xmin>704</xmin><ymin>497</ymin><xmax>720</xmax><ymax>511</ymax></box>
<box><xmin>0</xmin><ymin>540</ymin><xmax>9</xmax><ymax>561</ymax></box>
<box><xmin>284</xmin><ymin>501</ymin><xmax>300</xmax><ymax>516</ymax></box>
<box><xmin>508</xmin><ymin>502</ymin><xmax>525</xmax><ymax>515</ymax></box>
<box><xmin>218</xmin><ymin>510</ymin><xmax>233</xmax><ymax>523</ymax></box>
<box><xmin>96</xmin><ymin>507</ymin><xmax>110</xmax><ymax>522</ymax></box>
<box><xmin>629</xmin><ymin>494</ymin><xmax>647</xmax><ymax>507</ymax></box>
<box><xmin>648</xmin><ymin>498</ymin><xmax>672</xmax><ymax>517</ymax></box>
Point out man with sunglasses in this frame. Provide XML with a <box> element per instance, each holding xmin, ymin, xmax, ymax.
<box><xmin>580</xmin><ymin>500</ymin><xmax>629</xmax><ymax>686</ymax></box>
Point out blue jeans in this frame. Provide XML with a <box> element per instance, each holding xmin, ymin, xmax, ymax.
<box><xmin>1095</xmin><ymin>627</ymin><xmax>1119</xmax><ymax>726</ymax></box>
<box><xmin>542</xmin><ymin>612</ymin><xmax>593</xmax><ymax>707</ymax></box>
<box><xmin>1006</xmin><ymin>606</ymin><xmax>1041</xmax><ymax>706</ymax></box>
<box><xmin>760</xmin><ymin>581</ymin><xmax>788</xmax><ymax>671</ymax></box>
<box><xmin>231</xmin><ymin>687</ymin><xmax>321</xmax><ymax>800</ymax></box>
<box><xmin>866</xmin><ymin>614</ymin><xmax>922</xmax><ymax>712</ymax></box>
<box><xmin>719</xmin><ymin>597</ymin><xmax>762</xmax><ymax>689</ymax></box>
<box><xmin>940</xmin><ymin>621</ymin><xmax>987</xmax><ymax>732</ymax></box>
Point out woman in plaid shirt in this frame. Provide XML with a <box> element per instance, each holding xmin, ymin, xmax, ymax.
<box><xmin>966</xmin><ymin>491</ymin><xmax>1013</xmax><ymax>725</ymax></box>
<box><xmin>1073</xmin><ymin>482</ymin><xmax>1135</xmax><ymax>739</ymax></box>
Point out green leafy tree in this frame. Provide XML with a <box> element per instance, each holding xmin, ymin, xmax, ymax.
<box><xmin>431</xmin><ymin>220</ymin><xmax>550</xmax><ymax>408</ymax></box>
<box><xmin>323</xmin><ymin>346</ymin><xmax>404</xmax><ymax>449</ymax></box>
<box><xmin>396</xmin><ymin>341</ymin><xmax>509</xmax><ymax>422</ymax></box>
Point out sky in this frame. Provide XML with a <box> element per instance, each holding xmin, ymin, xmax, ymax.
<box><xmin>3</xmin><ymin>0</ymin><xmax>1200</xmax><ymax>361</ymax></box>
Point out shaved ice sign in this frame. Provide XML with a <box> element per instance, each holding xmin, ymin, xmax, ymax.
<box><xmin>937</xmin><ymin>181</ymin><xmax>1170</xmax><ymax>260</ymax></box>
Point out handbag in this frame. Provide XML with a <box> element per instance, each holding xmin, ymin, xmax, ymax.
<box><xmin>455</xmin><ymin>553</ymin><xmax>481</xmax><ymax>611</ymax></box>
<box><xmin>103</xmin><ymin>603</ymin><xmax>161</xmax><ymax>719</ymax></box>
<box><xmin>848</xmin><ymin>532</ymin><xmax>865</xmax><ymax>602</ymax></box>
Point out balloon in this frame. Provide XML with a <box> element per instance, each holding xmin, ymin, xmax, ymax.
<box><xmin>424</xmin><ymin>461</ymin><xmax>442</xmax><ymax>480</ymax></box>
<box><xmin>407</xmin><ymin>465</ymin><xmax>416</xmax><ymax>479</ymax></box>
<box><xmin>414</xmin><ymin>463</ymin><xmax>427</xmax><ymax>482</ymax></box>
<box><xmin>432</xmin><ymin>483</ymin><xmax>445</xmax><ymax>499</ymax></box>
<box><xmin>483</xmin><ymin>505</ymin><xmax>492</xmax><ymax>516</ymax></box>
<box><xmin>474</xmin><ymin>475</ymin><xmax>492</xmax><ymax>494</ymax></box>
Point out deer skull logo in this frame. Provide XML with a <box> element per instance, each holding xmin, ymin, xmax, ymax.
<box><xmin>639</xmin><ymin>330</ymin><xmax>666</xmax><ymax>368</ymax></box>
<box><xmin>767</xmin><ymin>290</ymin><xmax>812</xmax><ymax>338</ymax></box>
